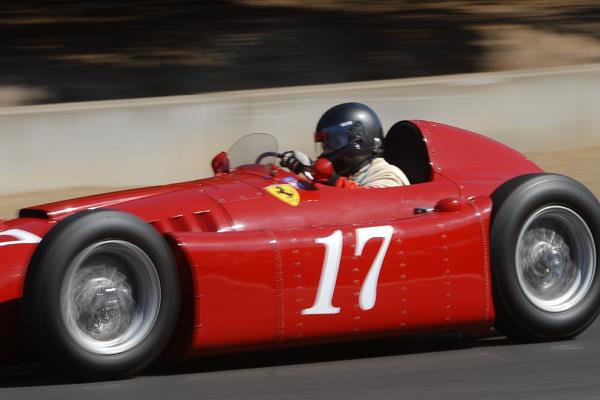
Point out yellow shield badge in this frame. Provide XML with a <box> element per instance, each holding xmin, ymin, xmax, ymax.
<box><xmin>265</xmin><ymin>184</ymin><xmax>300</xmax><ymax>207</ymax></box>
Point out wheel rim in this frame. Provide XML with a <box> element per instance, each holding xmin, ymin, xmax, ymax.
<box><xmin>515</xmin><ymin>205</ymin><xmax>596</xmax><ymax>312</ymax></box>
<box><xmin>60</xmin><ymin>240</ymin><xmax>161</xmax><ymax>355</ymax></box>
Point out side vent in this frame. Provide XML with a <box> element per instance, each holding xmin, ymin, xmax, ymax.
<box><xmin>169</xmin><ymin>215</ymin><xmax>190</xmax><ymax>231</ymax></box>
<box><xmin>150</xmin><ymin>211</ymin><xmax>218</xmax><ymax>233</ymax></box>
<box><xmin>193</xmin><ymin>211</ymin><xmax>218</xmax><ymax>232</ymax></box>
<box><xmin>149</xmin><ymin>220</ymin><xmax>165</xmax><ymax>232</ymax></box>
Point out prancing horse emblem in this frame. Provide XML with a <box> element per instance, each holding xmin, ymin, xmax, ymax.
<box><xmin>265</xmin><ymin>184</ymin><xmax>300</xmax><ymax>207</ymax></box>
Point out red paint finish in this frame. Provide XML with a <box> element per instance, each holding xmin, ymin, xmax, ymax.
<box><xmin>169</xmin><ymin>192</ymin><xmax>492</xmax><ymax>355</ymax></box>
<box><xmin>465</xmin><ymin>195</ymin><xmax>496</xmax><ymax>331</ymax></box>
<box><xmin>275</xmin><ymin>196</ymin><xmax>492</xmax><ymax>345</ymax></box>
<box><xmin>220</xmin><ymin>172</ymin><xmax>459</xmax><ymax>231</ymax></box>
<box><xmin>413</xmin><ymin>120</ymin><xmax>543</xmax><ymax>197</ymax></box>
<box><xmin>0</xmin><ymin>120</ymin><xmax>544</xmax><ymax>362</ymax></box>
<box><xmin>171</xmin><ymin>231</ymin><xmax>281</xmax><ymax>353</ymax></box>
<box><xmin>0</xmin><ymin>219</ymin><xmax>54</xmax><ymax>361</ymax></box>
<box><xmin>0</xmin><ymin>219</ymin><xmax>54</xmax><ymax>301</ymax></box>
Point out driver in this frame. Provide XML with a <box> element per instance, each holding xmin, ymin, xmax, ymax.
<box><xmin>282</xmin><ymin>102</ymin><xmax>409</xmax><ymax>188</ymax></box>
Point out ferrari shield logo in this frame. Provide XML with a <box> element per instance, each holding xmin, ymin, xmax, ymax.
<box><xmin>265</xmin><ymin>184</ymin><xmax>300</xmax><ymax>207</ymax></box>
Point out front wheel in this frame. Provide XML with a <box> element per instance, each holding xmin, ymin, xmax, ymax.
<box><xmin>491</xmin><ymin>174</ymin><xmax>600</xmax><ymax>341</ymax></box>
<box><xmin>24</xmin><ymin>210</ymin><xmax>180</xmax><ymax>378</ymax></box>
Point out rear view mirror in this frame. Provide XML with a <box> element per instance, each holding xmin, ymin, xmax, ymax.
<box><xmin>211</xmin><ymin>151</ymin><xmax>230</xmax><ymax>174</ymax></box>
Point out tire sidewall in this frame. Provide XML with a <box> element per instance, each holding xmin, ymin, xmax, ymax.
<box><xmin>25</xmin><ymin>210</ymin><xmax>180</xmax><ymax>378</ymax></box>
<box><xmin>492</xmin><ymin>174</ymin><xmax>600</xmax><ymax>339</ymax></box>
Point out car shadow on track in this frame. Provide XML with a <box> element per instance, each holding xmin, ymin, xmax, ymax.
<box><xmin>147</xmin><ymin>333</ymin><xmax>512</xmax><ymax>376</ymax></box>
<box><xmin>0</xmin><ymin>332</ymin><xmax>516</xmax><ymax>387</ymax></box>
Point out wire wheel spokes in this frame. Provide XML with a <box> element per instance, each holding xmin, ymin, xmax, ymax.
<box><xmin>516</xmin><ymin>206</ymin><xmax>596</xmax><ymax>312</ymax></box>
<box><xmin>61</xmin><ymin>240</ymin><xmax>161</xmax><ymax>355</ymax></box>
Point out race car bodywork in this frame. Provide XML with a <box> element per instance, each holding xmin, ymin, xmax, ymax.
<box><xmin>2</xmin><ymin>120</ymin><xmax>596</xmax><ymax>377</ymax></box>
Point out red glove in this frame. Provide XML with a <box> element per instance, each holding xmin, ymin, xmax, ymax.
<box><xmin>313</xmin><ymin>158</ymin><xmax>359</xmax><ymax>188</ymax></box>
<box><xmin>335</xmin><ymin>176</ymin><xmax>359</xmax><ymax>189</ymax></box>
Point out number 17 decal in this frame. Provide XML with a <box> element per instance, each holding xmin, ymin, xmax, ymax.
<box><xmin>302</xmin><ymin>225</ymin><xmax>394</xmax><ymax>315</ymax></box>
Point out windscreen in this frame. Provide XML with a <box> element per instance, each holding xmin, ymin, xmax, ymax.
<box><xmin>228</xmin><ymin>133</ymin><xmax>279</xmax><ymax>168</ymax></box>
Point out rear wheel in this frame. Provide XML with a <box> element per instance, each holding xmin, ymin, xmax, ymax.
<box><xmin>24</xmin><ymin>210</ymin><xmax>180</xmax><ymax>378</ymax></box>
<box><xmin>491</xmin><ymin>174</ymin><xmax>600</xmax><ymax>341</ymax></box>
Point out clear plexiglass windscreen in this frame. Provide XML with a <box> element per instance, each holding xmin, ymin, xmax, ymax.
<box><xmin>228</xmin><ymin>133</ymin><xmax>279</xmax><ymax>168</ymax></box>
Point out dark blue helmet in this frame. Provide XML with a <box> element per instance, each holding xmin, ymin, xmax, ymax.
<box><xmin>315</xmin><ymin>102</ymin><xmax>384</xmax><ymax>176</ymax></box>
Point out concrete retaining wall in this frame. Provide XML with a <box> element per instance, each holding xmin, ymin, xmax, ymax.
<box><xmin>1</xmin><ymin>64</ymin><xmax>600</xmax><ymax>195</ymax></box>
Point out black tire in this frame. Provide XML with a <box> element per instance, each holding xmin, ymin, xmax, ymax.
<box><xmin>491</xmin><ymin>174</ymin><xmax>600</xmax><ymax>341</ymax></box>
<box><xmin>23</xmin><ymin>210</ymin><xmax>180</xmax><ymax>378</ymax></box>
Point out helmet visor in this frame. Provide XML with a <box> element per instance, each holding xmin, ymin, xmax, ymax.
<box><xmin>314</xmin><ymin>121</ymin><xmax>353</xmax><ymax>154</ymax></box>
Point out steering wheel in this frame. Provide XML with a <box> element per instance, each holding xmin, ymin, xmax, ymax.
<box><xmin>255</xmin><ymin>151</ymin><xmax>282</xmax><ymax>164</ymax></box>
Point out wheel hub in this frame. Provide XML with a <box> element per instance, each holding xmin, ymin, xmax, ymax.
<box><xmin>516</xmin><ymin>206</ymin><xmax>595</xmax><ymax>312</ymax></box>
<box><xmin>541</xmin><ymin>248</ymin><xmax>565</xmax><ymax>271</ymax></box>
<box><xmin>530</xmin><ymin>244</ymin><xmax>566</xmax><ymax>283</ymax></box>
<box><xmin>61</xmin><ymin>240</ymin><xmax>161</xmax><ymax>355</ymax></box>
<box><xmin>76</xmin><ymin>276</ymin><xmax>135</xmax><ymax>341</ymax></box>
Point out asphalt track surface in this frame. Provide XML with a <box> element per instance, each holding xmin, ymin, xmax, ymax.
<box><xmin>2</xmin><ymin>149</ymin><xmax>600</xmax><ymax>399</ymax></box>
<box><xmin>1</xmin><ymin>324</ymin><xmax>600</xmax><ymax>400</ymax></box>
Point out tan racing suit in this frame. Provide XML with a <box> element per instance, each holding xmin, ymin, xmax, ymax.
<box><xmin>348</xmin><ymin>157</ymin><xmax>410</xmax><ymax>188</ymax></box>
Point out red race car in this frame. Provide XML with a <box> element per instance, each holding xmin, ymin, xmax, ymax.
<box><xmin>1</xmin><ymin>120</ymin><xmax>599</xmax><ymax>378</ymax></box>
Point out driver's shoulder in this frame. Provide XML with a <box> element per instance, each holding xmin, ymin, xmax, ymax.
<box><xmin>365</xmin><ymin>157</ymin><xmax>410</xmax><ymax>186</ymax></box>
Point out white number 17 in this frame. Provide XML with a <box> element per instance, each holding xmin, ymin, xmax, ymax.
<box><xmin>302</xmin><ymin>225</ymin><xmax>394</xmax><ymax>315</ymax></box>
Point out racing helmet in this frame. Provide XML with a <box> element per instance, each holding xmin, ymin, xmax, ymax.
<box><xmin>314</xmin><ymin>102</ymin><xmax>384</xmax><ymax>176</ymax></box>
